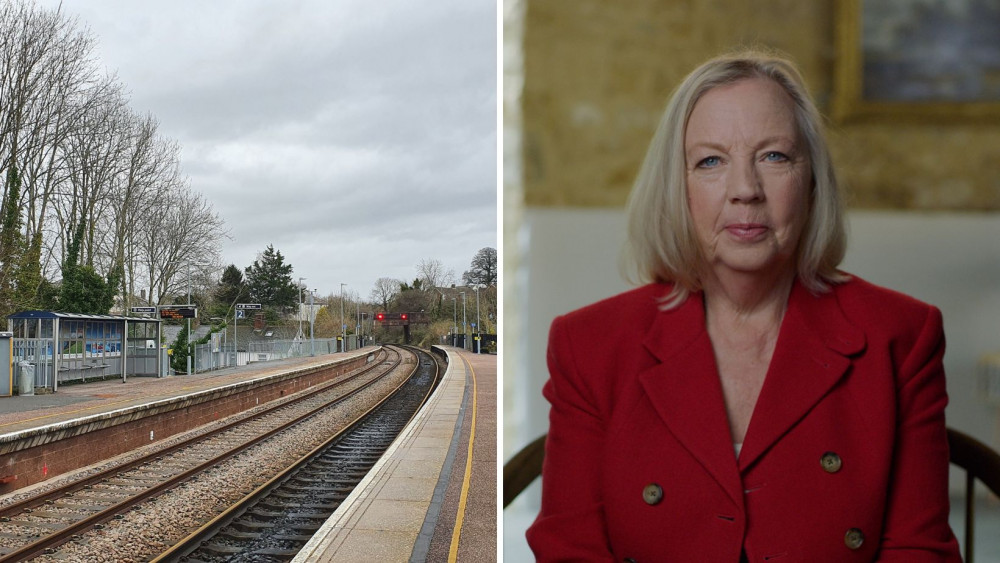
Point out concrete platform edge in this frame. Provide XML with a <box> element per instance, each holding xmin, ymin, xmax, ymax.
<box><xmin>0</xmin><ymin>349</ymin><xmax>375</xmax><ymax>451</ymax></box>
<box><xmin>292</xmin><ymin>347</ymin><xmax>467</xmax><ymax>562</ymax></box>
<box><xmin>409</xmin><ymin>350</ymin><xmax>471</xmax><ymax>561</ymax></box>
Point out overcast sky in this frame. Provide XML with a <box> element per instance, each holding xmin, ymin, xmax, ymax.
<box><xmin>40</xmin><ymin>0</ymin><xmax>497</xmax><ymax>302</ymax></box>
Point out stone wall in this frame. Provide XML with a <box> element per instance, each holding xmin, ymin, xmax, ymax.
<box><xmin>518</xmin><ymin>0</ymin><xmax>1000</xmax><ymax>210</ymax></box>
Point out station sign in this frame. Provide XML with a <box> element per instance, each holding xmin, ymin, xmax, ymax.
<box><xmin>158</xmin><ymin>306</ymin><xmax>197</xmax><ymax>320</ymax></box>
<box><xmin>236</xmin><ymin>303</ymin><xmax>262</xmax><ymax>310</ymax></box>
<box><xmin>131</xmin><ymin>306</ymin><xmax>156</xmax><ymax>314</ymax></box>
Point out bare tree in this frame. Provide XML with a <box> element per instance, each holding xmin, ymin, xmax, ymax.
<box><xmin>462</xmin><ymin>247</ymin><xmax>497</xmax><ymax>287</ymax></box>
<box><xmin>417</xmin><ymin>257</ymin><xmax>455</xmax><ymax>290</ymax></box>
<box><xmin>105</xmin><ymin>113</ymin><xmax>183</xmax><ymax>310</ymax></box>
<box><xmin>0</xmin><ymin>1</ymin><xmax>99</xmax><ymax>313</ymax></box>
<box><xmin>140</xmin><ymin>186</ymin><xmax>224</xmax><ymax>305</ymax></box>
<box><xmin>0</xmin><ymin>2</ymin><xmax>227</xmax><ymax>316</ymax></box>
<box><xmin>370</xmin><ymin>277</ymin><xmax>401</xmax><ymax>312</ymax></box>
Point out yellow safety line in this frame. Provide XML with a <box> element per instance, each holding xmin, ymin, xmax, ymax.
<box><xmin>448</xmin><ymin>352</ymin><xmax>478</xmax><ymax>562</ymax></box>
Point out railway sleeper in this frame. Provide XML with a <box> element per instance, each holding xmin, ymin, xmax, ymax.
<box><xmin>198</xmin><ymin>542</ymin><xmax>244</xmax><ymax>555</ymax></box>
<box><xmin>217</xmin><ymin>530</ymin><xmax>261</xmax><ymax>540</ymax></box>
<box><xmin>231</xmin><ymin>521</ymin><xmax>274</xmax><ymax>532</ymax></box>
<box><xmin>270</xmin><ymin>491</ymin><xmax>341</xmax><ymax>503</ymax></box>
<box><xmin>269</xmin><ymin>533</ymin><xmax>316</xmax><ymax>542</ymax></box>
<box><xmin>321</xmin><ymin>470</ymin><xmax>371</xmax><ymax>480</ymax></box>
<box><xmin>285</xmin><ymin>510</ymin><xmax>333</xmax><ymax>519</ymax></box>
<box><xmin>259</xmin><ymin>500</ymin><xmax>338</xmax><ymax>512</ymax></box>
<box><xmin>18</xmin><ymin>509</ymin><xmax>85</xmax><ymax>521</ymax></box>
<box><xmin>5</xmin><ymin>518</ymin><xmax>67</xmax><ymax>530</ymax></box>
<box><xmin>284</xmin><ymin>481</ymin><xmax>349</xmax><ymax>492</ymax></box>
<box><xmin>103</xmin><ymin>479</ymin><xmax>154</xmax><ymax>488</ymax></box>
<box><xmin>321</xmin><ymin>452</ymin><xmax>383</xmax><ymax>463</ymax></box>
<box><xmin>252</xmin><ymin>547</ymin><xmax>302</xmax><ymax>557</ymax></box>
<box><xmin>247</xmin><ymin>508</ymin><xmax>289</xmax><ymax>518</ymax></box>
<box><xmin>52</xmin><ymin>501</ymin><xmax>112</xmax><ymax>512</ymax></box>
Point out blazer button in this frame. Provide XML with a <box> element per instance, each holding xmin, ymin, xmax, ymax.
<box><xmin>844</xmin><ymin>527</ymin><xmax>865</xmax><ymax>550</ymax></box>
<box><xmin>642</xmin><ymin>483</ymin><xmax>663</xmax><ymax>505</ymax></box>
<box><xmin>820</xmin><ymin>451</ymin><xmax>842</xmax><ymax>473</ymax></box>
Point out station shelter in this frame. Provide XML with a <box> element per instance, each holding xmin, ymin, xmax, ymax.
<box><xmin>6</xmin><ymin>311</ymin><xmax>162</xmax><ymax>392</ymax></box>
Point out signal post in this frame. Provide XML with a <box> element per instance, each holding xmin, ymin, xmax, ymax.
<box><xmin>374</xmin><ymin>312</ymin><xmax>429</xmax><ymax>345</ymax></box>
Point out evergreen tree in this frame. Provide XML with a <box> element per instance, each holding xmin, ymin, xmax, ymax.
<box><xmin>211</xmin><ymin>264</ymin><xmax>248</xmax><ymax>317</ymax></box>
<box><xmin>244</xmin><ymin>245</ymin><xmax>297</xmax><ymax>314</ymax></box>
<box><xmin>58</xmin><ymin>220</ymin><xmax>116</xmax><ymax>314</ymax></box>
<box><xmin>170</xmin><ymin>323</ymin><xmax>191</xmax><ymax>373</ymax></box>
<box><xmin>0</xmin><ymin>163</ymin><xmax>40</xmax><ymax>315</ymax></box>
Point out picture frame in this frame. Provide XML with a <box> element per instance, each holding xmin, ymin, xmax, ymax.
<box><xmin>832</xmin><ymin>0</ymin><xmax>1000</xmax><ymax>122</ymax></box>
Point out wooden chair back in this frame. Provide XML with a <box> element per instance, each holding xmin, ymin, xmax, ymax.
<box><xmin>503</xmin><ymin>429</ymin><xmax>1000</xmax><ymax>561</ymax></box>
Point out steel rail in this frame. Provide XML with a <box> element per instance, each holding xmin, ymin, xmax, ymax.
<box><xmin>0</xmin><ymin>347</ymin><xmax>404</xmax><ymax>562</ymax></box>
<box><xmin>151</xmin><ymin>346</ymin><xmax>441</xmax><ymax>562</ymax></box>
<box><xmin>0</xmin><ymin>348</ymin><xmax>389</xmax><ymax>521</ymax></box>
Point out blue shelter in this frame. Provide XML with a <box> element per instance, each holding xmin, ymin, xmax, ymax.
<box><xmin>6</xmin><ymin>311</ymin><xmax>162</xmax><ymax>392</ymax></box>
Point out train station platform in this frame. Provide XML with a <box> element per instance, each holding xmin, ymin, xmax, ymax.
<box><xmin>292</xmin><ymin>346</ymin><xmax>497</xmax><ymax>562</ymax></box>
<box><xmin>0</xmin><ymin>348</ymin><xmax>377</xmax><ymax>492</ymax></box>
<box><xmin>0</xmin><ymin>345</ymin><xmax>498</xmax><ymax>561</ymax></box>
<box><xmin>0</xmin><ymin>348</ymin><xmax>376</xmax><ymax>437</ymax></box>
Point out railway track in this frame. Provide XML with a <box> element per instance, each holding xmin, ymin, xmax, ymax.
<box><xmin>0</xmin><ymin>347</ymin><xmax>408</xmax><ymax>562</ymax></box>
<box><xmin>154</xmin><ymin>346</ymin><xmax>441</xmax><ymax>562</ymax></box>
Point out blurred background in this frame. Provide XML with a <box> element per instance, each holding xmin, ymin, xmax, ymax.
<box><xmin>502</xmin><ymin>0</ymin><xmax>1000</xmax><ymax>559</ymax></box>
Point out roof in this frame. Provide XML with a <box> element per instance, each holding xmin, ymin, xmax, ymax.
<box><xmin>7</xmin><ymin>310</ymin><xmax>160</xmax><ymax>323</ymax></box>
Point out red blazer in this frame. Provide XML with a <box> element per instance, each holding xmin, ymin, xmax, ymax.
<box><xmin>526</xmin><ymin>276</ymin><xmax>960</xmax><ymax>562</ymax></box>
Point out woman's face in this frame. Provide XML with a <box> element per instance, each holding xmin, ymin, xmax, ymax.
<box><xmin>684</xmin><ymin>77</ymin><xmax>811</xmax><ymax>284</ymax></box>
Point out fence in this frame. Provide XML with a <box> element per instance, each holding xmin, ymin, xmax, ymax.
<box><xmin>186</xmin><ymin>338</ymin><xmax>344</xmax><ymax>374</ymax></box>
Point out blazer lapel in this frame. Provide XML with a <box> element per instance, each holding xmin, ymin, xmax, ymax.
<box><xmin>638</xmin><ymin>293</ymin><xmax>745</xmax><ymax>508</ymax></box>
<box><xmin>738</xmin><ymin>281</ymin><xmax>867</xmax><ymax>470</ymax></box>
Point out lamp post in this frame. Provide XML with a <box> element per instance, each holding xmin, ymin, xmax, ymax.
<box><xmin>186</xmin><ymin>261</ymin><xmax>208</xmax><ymax>375</ymax></box>
<box><xmin>460</xmin><ymin>291</ymin><xmax>467</xmax><ymax>350</ymax></box>
<box><xmin>452</xmin><ymin>297</ymin><xmax>457</xmax><ymax>347</ymax></box>
<box><xmin>297</xmin><ymin>277</ymin><xmax>306</xmax><ymax>342</ymax></box>
<box><xmin>309</xmin><ymin>289</ymin><xmax>316</xmax><ymax>356</ymax></box>
<box><xmin>474</xmin><ymin>286</ymin><xmax>481</xmax><ymax>353</ymax></box>
<box><xmin>340</xmin><ymin>283</ymin><xmax>346</xmax><ymax>352</ymax></box>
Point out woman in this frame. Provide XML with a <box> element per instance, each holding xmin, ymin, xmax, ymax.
<box><xmin>526</xmin><ymin>51</ymin><xmax>961</xmax><ymax>562</ymax></box>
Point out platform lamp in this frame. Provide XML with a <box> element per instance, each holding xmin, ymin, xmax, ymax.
<box><xmin>474</xmin><ymin>285</ymin><xmax>481</xmax><ymax>353</ymax></box>
<box><xmin>297</xmin><ymin>277</ymin><xmax>306</xmax><ymax>342</ymax></box>
<box><xmin>452</xmin><ymin>297</ymin><xmax>457</xmax><ymax>347</ymax></box>
<box><xmin>460</xmin><ymin>291</ymin><xmax>467</xmax><ymax>350</ymax></box>
<box><xmin>340</xmin><ymin>283</ymin><xmax>346</xmax><ymax>352</ymax></box>
<box><xmin>187</xmin><ymin>261</ymin><xmax>209</xmax><ymax>376</ymax></box>
<box><xmin>309</xmin><ymin>289</ymin><xmax>316</xmax><ymax>357</ymax></box>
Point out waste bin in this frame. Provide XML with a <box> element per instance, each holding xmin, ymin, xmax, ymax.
<box><xmin>18</xmin><ymin>361</ymin><xmax>34</xmax><ymax>396</ymax></box>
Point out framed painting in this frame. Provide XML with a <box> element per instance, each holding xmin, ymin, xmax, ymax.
<box><xmin>832</xmin><ymin>0</ymin><xmax>1000</xmax><ymax>122</ymax></box>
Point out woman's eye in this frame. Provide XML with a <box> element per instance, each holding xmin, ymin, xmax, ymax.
<box><xmin>763</xmin><ymin>151</ymin><xmax>788</xmax><ymax>162</ymax></box>
<box><xmin>696</xmin><ymin>156</ymin><xmax>721</xmax><ymax>168</ymax></box>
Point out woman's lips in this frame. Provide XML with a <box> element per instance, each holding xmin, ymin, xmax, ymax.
<box><xmin>725</xmin><ymin>223</ymin><xmax>768</xmax><ymax>240</ymax></box>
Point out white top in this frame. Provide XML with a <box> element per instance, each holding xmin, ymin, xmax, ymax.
<box><xmin>734</xmin><ymin>443</ymin><xmax>743</xmax><ymax>458</ymax></box>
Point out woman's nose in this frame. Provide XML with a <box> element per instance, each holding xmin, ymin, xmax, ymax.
<box><xmin>727</xmin><ymin>160</ymin><xmax>764</xmax><ymax>203</ymax></box>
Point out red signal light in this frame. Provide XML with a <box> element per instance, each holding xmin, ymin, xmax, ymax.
<box><xmin>400</xmin><ymin>313</ymin><xmax>408</xmax><ymax>320</ymax></box>
<box><xmin>376</xmin><ymin>313</ymin><xmax>385</xmax><ymax>321</ymax></box>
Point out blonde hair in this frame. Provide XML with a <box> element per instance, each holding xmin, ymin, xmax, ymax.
<box><xmin>624</xmin><ymin>49</ymin><xmax>847</xmax><ymax>308</ymax></box>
